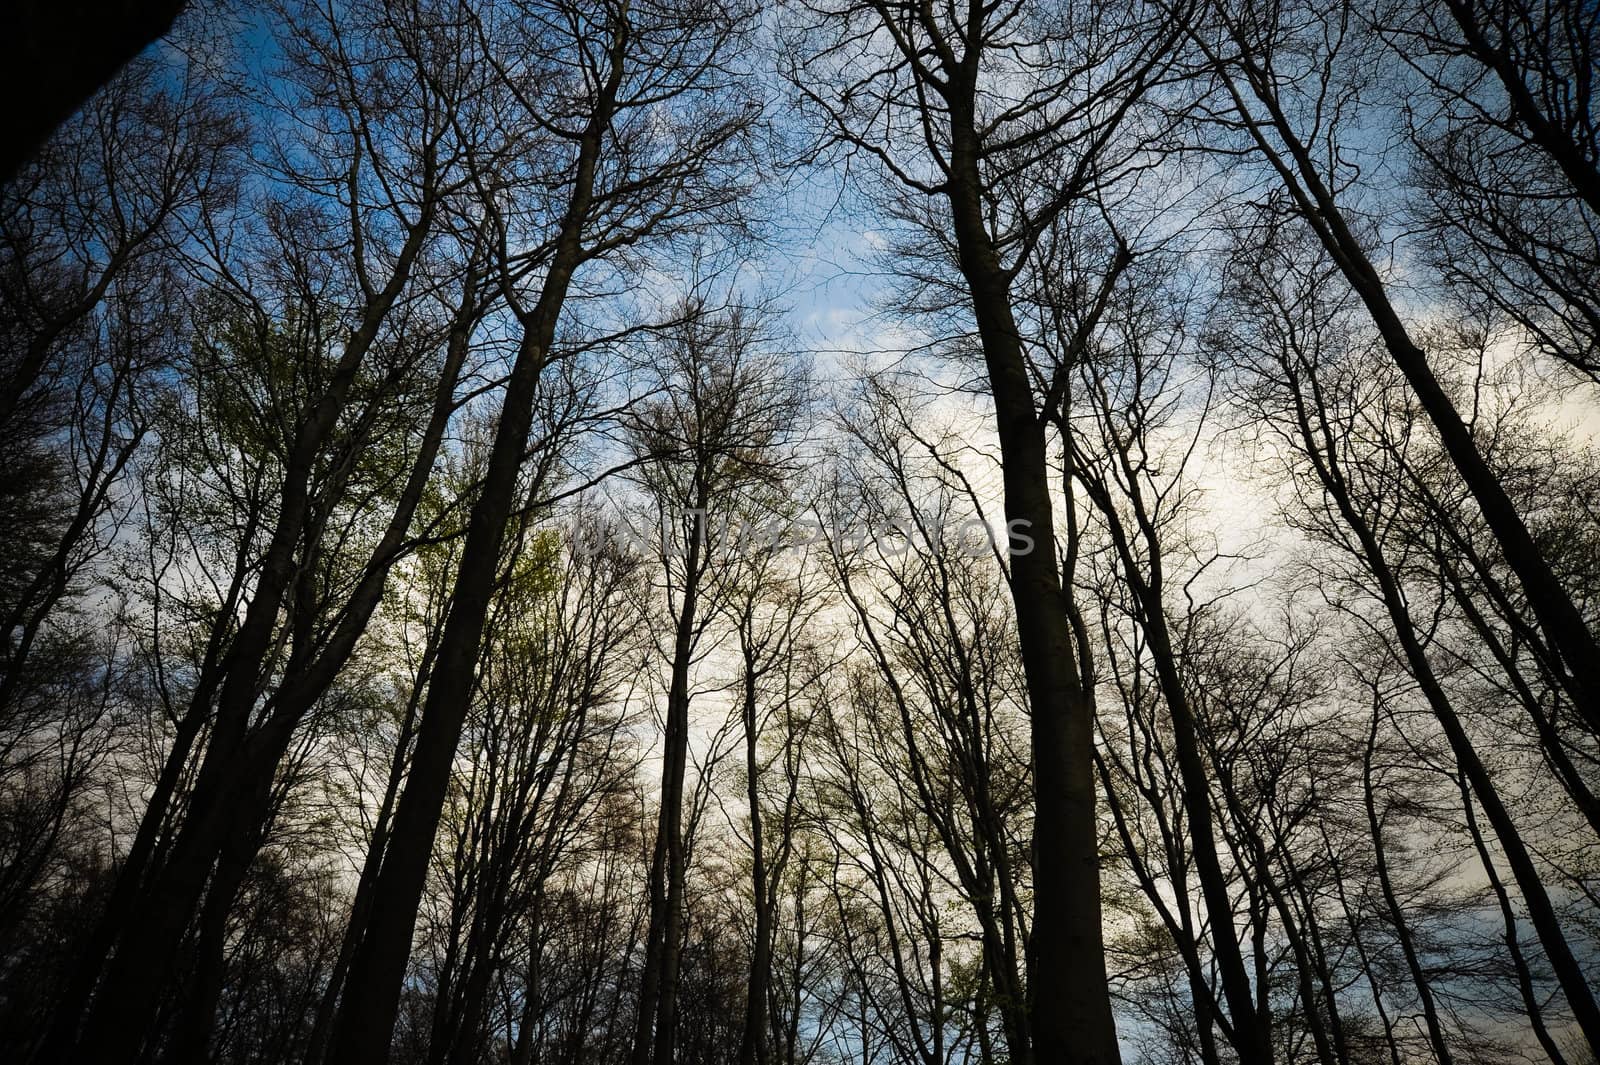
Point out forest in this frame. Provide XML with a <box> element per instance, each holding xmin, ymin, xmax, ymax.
<box><xmin>0</xmin><ymin>0</ymin><xmax>1596</xmax><ymax>1063</ymax></box>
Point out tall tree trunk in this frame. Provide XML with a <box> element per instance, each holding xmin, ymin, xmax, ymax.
<box><xmin>1362</xmin><ymin>713</ymin><xmax>1453</xmax><ymax>1065</ymax></box>
<box><xmin>1457</xmin><ymin>774</ymin><xmax>1571</xmax><ymax>1065</ymax></box>
<box><xmin>162</xmin><ymin>811</ymin><xmax>264</xmax><ymax>1065</ymax></box>
<box><xmin>325</xmin><ymin>317</ymin><xmax>562</xmax><ymax>1062</ymax></box>
<box><xmin>1096</xmin><ymin>745</ymin><xmax>1235</xmax><ymax>1063</ymax></box>
<box><xmin>630</xmin><ymin>829</ymin><xmax>670</xmax><ymax>1065</ymax></box>
<box><xmin>638</xmin><ymin>489</ymin><xmax>706</xmax><ymax>1065</ymax></box>
<box><xmin>942</xmin><ymin>116</ymin><xmax>1120</xmax><ymax>1062</ymax></box>
<box><xmin>508</xmin><ymin>892</ymin><xmax>545</xmax><ymax>1065</ymax></box>
<box><xmin>1319</xmin><ymin>821</ymin><xmax>1404</xmax><ymax>1065</ymax></box>
<box><xmin>1280</xmin><ymin>848</ymin><xmax>1351</xmax><ymax>1065</ymax></box>
<box><xmin>737</xmin><ymin>651</ymin><xmax>771</xmax><ymax>1065</ymax></box>
<box><xmin>303</xmin><ymin>640</ymin><xmax>432</xmax><ymax>1065</ymax></box>
<box><xmin>322</xmin><ymin>63</ymin><xmax>617</xmax><ymax>1053</ymax></box>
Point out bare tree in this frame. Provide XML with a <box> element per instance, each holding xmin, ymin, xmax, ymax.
<box><xmin>781</xmin><ymin>0</ymin><xmax>1183</xmax><ymax>1055</ymax></box>
<box><xmin>624</xmin><ymin>299</ymin><xmax>808</xmax><ymax>1065</ymax></box>
<box><xmin>46</xmin><ymin>1</ymin><xmax>488</xmax><ymax>1056</ymax></box>
<box><xmin>1177</xmin><ymin>0</ymin><xmax>1600</xmax><ymax>726</ymax></box>
<box><xmin>326</xmin><ymin>2</ymin><xmax>764</xmax><ymax>1059</ymax></box>
<box><xmin>1212</xmin><ymin>212</ymin><xmax>1600</xmax><ymax>1054</ymax></box>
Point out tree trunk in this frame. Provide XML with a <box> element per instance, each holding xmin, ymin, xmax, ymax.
<box><xmin>1458</xmin><ymin>774</ymin><xmax>1571</xmax><ymax>1065</ymax></box>
<box><xmin>737</xmin><ymin>651</ymin><xmax>771</xmax><ymax>1065</ymax></box>
<box><xmin>943</xmin><ymin>114</ymin><xmax>1120</xmax><ymax>1063</ymax></box>
<box><xmin>1362</xmin><ymin>713</ymin><xmax>1453</xmax><ymax>1065</ymax></box>
<box><xmin>303</xmin><ymin>643</ymin><xmax>431</xmax><ymax>1065</ymax></box>
<box><xmin>644</xmin><ymin>493</ymin><xmax>706</xmax><ymax>1065</ymax></box>
<box><xmin>322</xmin><ymin>98</ymin><xmax>609</xmax><ymax>1055</ymax></box>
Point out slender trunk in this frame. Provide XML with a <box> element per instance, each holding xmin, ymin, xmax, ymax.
<box><xmin>323</xmin><ymin>70</ymin><xmax>616</xmax><ymax>1052</ymax></box>
<box><xmin>442</xmin><ymin>949</ymin><xmax>498</xmax><ymax>1065</ymax></box>
<box><xmin>442</xmin><ymin>851</ymin><xmax>522</xmax><ymax>1065</ymax></box>
<box><xmin>1362</xmin><ymin>715</ymin><xmax>1453</xmax><ymax>1065</ymax></box>
<box><xmin>1435</xmin><ymin>555</ymin><xmax>1600</xmax><ymax>837</ymax></box>
<box><xmin>1183</xmin><ymin>961</ymin><xmax>1223</xmax><ymax>1065</ymax></box>
<box><xmin>509</xmin><ymin>890</ymin><xmax>545</xmax><ymax>1065</ymax></box>
<box><xmin>629</xmin><ymin>831</ymin><xmax>670</xmax><ymax>1065</ymax></box>
<box><xmin>785</xmin><ymin>876</ymin><xmax>804</xmax><ymax>1065</ymax></box>
<box><xmin>1457</xmin><ymin>774</ymin><xmax>1571</xmax><ymax>1065</ymax></box>
<box><xmin>1261</xmin><ymin>859</ymin><xmax>1337</xmax><ymax>1065</ymax></box>
<box><xmin>1095</xmin><ymin>746</ymin><xmax>1235</xmax><ymax>1059</ymax></box>
<box><xmin>1146</xmin><ymin>621</ymin><xmax>1270</xmax><ymax>1064</ymax></box>
<box><xmin>1319</xmin><ymin>824</ymin><xmax>1404</xmax><ymax>1065</ymax></box>
<box><xmin>649</xmin><ymin>497</ymin><xmax>705</xmax><ymax>1065</ymax></box>
<box><xmin>737</xmin><ymin>651</ymin><xmax>771</xmax><ymax>1065</ymax></box>
<box><xmin>1401</xmin><ymin>633</ymin><xmax>1600</xmax><ymax>1050</ymax></box>
<box><xmin>324</xmin><ymin>316</ymin><xmax>557</xmax><ymax>1062</ymax></box>
<box><xmin>163</xmin><ymin>815</ymin><xmax>262</xmax><ymax>1065</ymax></box>
<box><xmin>944</xmin><ymin>106</ymin><xmax>1119</xmax><ymax>1065</ymax></box>
<box><xmin>1079</xmin><ymin>462</ymin><xmax>1270</xmax><ymax>1065</ymax></box>
<box><xmin>1282</xmin><ymin>850</ymin><xmax>1351</xmax><ymax>1065</ymax></box>
<box><xmin>303</xmin><ymin>642</ymin><xmax>431</xmax><ymax>1065</ymax></box>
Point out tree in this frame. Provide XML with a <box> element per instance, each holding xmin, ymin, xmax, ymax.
<box><xmin>326</xmin><ymin>2</ymin><xmax>764</xmax><ymax>1058</ymax></box>
<box><xmin>782</xmin><ymin>0</ymin><xmax>1181</xmax><ymax>1056</ymax></box>
<box><xmin>1179</xmin><ymin>0</ymin><xmax>1600</xmax><ymax>726</ymax></box>
<box><xmin>624</xmin><ymin>299</ymin><xmax>808</xmax><ymax>1065</ymax></box>
<box><xmin>1213</xmin><ymin>211</ymin><xmax>1600</xmax><ymax>1054</ymax></box>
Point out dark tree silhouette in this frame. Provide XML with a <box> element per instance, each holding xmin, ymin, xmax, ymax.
<box><xmin>0</xmin><ymin>1</ymin><xmax>191</xmax><ymax>184</ymax></box>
